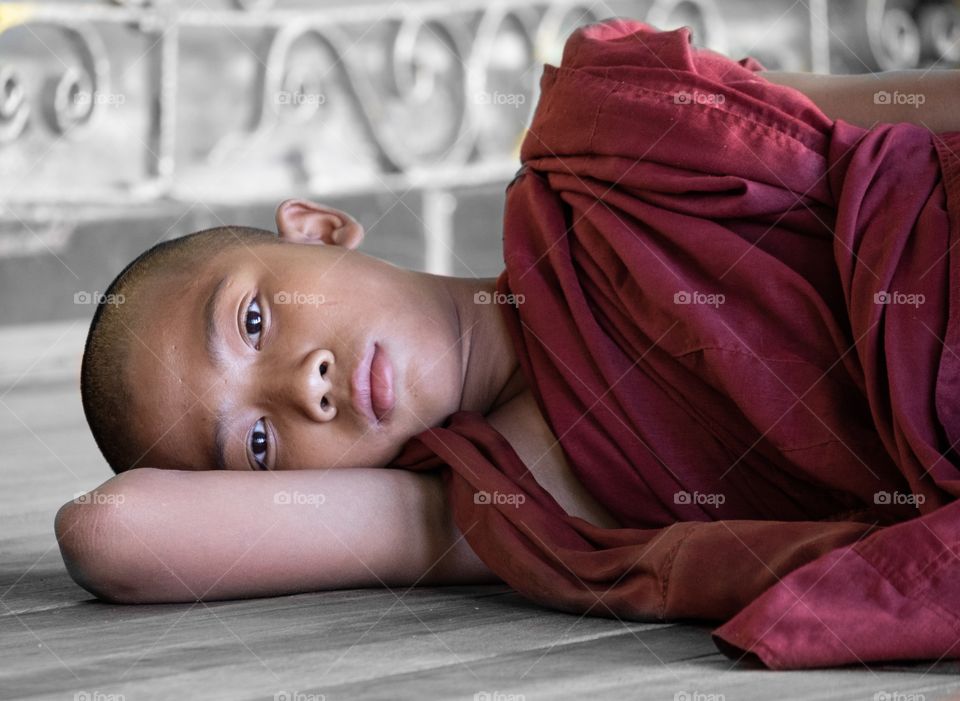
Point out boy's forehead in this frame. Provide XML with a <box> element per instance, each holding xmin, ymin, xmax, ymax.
<box><xmin>124</xmin><ymin>299</ymin><xmax>219</xmax><ymax>470</ymax></box>
<box><xmin>124</xmin><ymin>266</ymin><xmax>216</xmax><ymax>409</ymax></box>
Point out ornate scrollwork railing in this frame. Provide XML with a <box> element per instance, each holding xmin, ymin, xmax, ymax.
<box><xmin>0</xmin><ymin>0</ymin><xmax>957</xmax><ymax>208</ymax></box>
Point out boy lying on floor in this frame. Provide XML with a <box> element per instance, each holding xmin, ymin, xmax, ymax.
<box><xmin>56</xmin><ymin>18</ymin><xmax>960</xmax><ymax>670</ymax></box>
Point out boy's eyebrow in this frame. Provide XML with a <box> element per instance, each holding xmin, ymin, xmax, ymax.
<box><xmin>203</xmin><ymin>274</ymin><xmax>231</xmax><ymax>471</ymax></box>
<box><xmin>213</xmin><ymin>408</ymin><xmax>228</xmax><ymax>471</ymax></box>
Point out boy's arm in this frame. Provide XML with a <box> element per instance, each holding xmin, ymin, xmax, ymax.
<box><xmin>760</xmin><ymin>68</ymin><xmax>959</xmax><ymax>132</ymax></box>
<box><xmin>55</xmin><ymin>466</ymin><xmax>500</xmax><ymax>603</ymax></box>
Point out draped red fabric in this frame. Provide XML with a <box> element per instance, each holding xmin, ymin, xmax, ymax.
<box><xmin>390</xmin><ymin>18</ymin><xmax>960</xmax><ymax>668</ymax></box>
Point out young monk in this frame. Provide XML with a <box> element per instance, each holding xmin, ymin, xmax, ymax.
<box><xmin>57</xmin><ymin>18</ymin><xmax>960</xmax><ymax>669</ymax></box>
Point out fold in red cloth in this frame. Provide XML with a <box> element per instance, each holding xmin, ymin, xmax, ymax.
<box><xmin>391</xmin><ymin>18</ymin><xmax>960</xmax><ymax>669</ymax></box>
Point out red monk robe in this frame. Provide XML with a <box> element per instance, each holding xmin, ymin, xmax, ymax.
<box><xmin>391</xmin><ymin>18</ymin><xmax>960</xmax><ymax>669</ymax></box>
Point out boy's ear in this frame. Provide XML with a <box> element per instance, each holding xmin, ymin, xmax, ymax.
<box><xmin>275</xmin><ymin>198</ymin><xmax>365</xmax><ymax>249</ymax></box>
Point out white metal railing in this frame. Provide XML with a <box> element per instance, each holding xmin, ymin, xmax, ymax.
<box><xmin>0</xmin><ymin>0</ymin><xmax>957</xmax><ymax>266</ymax></box>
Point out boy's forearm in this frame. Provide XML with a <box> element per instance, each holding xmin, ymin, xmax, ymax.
<box><xmin>55</xmin><ymin>466</ymin><xmax>498</xmax><ymax>604</ymax></box>
<box><xmin>761</xmin><ymin>68</ymin><xmax>960</xmax><ymax>133</ymax></box>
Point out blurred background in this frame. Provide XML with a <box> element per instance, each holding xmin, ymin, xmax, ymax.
<box><xmin>2</xmin><ymin>0</ymin><xmax>960</xmax><ymax>414</ymax></box>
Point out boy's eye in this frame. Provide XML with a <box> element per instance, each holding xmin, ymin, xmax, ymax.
<box><xmin>250</xmin><ymin>418</ymin><xmax>269</xmax><ymax>470</ymax></box>
<box><xmin>244</xmin><ymin>298</ymin><xmax>263</xmax><ymax>346</ymax></box>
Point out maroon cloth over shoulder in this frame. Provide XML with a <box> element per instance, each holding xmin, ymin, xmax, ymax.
<box><xmin>391</xmin><ymin>18</ymin><xmax>960</xmax><ymax>669</ymax></box>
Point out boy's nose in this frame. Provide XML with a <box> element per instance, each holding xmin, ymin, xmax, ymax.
<box><xmin>283</xmin><ymin>348</ymin><xmax>336</xmax><ymax>423</ymax></box>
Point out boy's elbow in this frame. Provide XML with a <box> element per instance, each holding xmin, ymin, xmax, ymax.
<box><xmin>54</xmin><ymin>478</ymin><xmax>149</xmax><ymax>604</ymax></box>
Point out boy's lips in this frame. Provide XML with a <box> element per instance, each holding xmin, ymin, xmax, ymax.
<box><xmin>370</xmin><ymin>344</ymin><xmax>395</xmax><ymax>421</ymax></box>
<box><xmin>352</xmin><ymin>341</ymin><xmax>395</xmax><ymax>424</ymax></box>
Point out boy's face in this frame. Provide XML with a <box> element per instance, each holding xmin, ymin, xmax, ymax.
<box><xmin>123</xmin><ymin>200</ymin><xmax>466</xmax><ymax>471</ymax></box>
